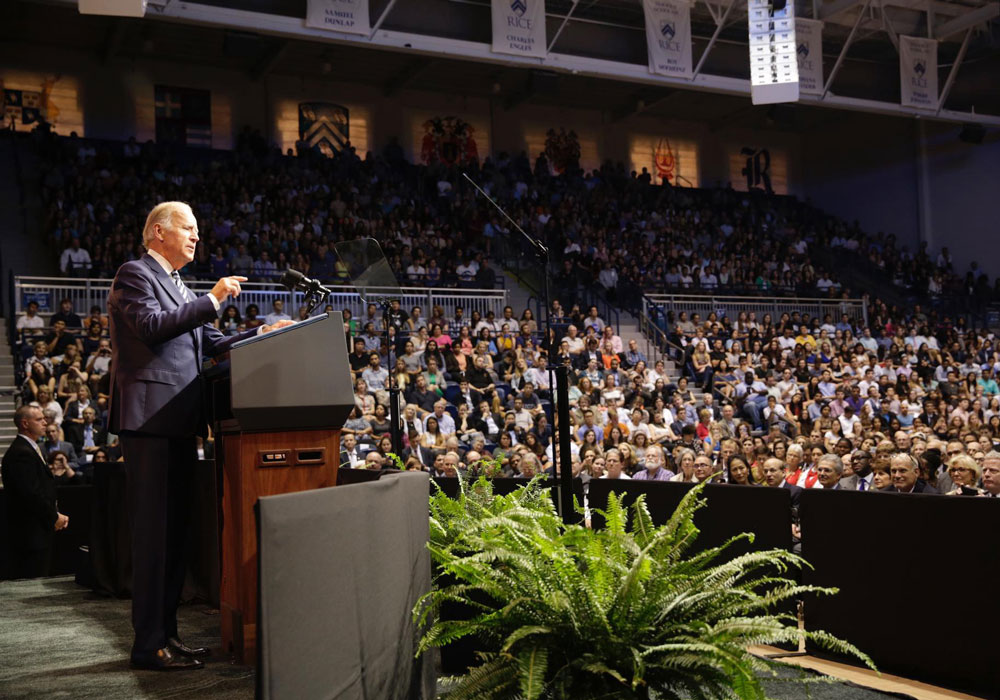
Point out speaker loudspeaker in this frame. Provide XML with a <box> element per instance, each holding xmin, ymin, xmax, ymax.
<box><xmin>78</xmin><ymin>0</ymin><xmax>147</xmax><ymax>17</ymax></box>
<box><xmin>958</xmin><ymin>124</ymin><xmax>986</xmax><ymax>145</ymax></box>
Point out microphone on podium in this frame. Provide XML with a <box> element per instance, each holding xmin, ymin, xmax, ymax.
<box><xmin>279</xmin><ymin>268</ymin><xmax>332</xmax><ymax>297</ymax></box>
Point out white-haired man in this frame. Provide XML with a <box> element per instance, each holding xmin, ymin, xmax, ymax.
<box><xmin>108</xmin><ymin>201</ymin><xmax>293</xmax><ymax>671</ymax></box>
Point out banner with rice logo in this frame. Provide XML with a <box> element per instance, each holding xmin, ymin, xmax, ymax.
<box><xmin>642</xmin><ymin>0</ymin><xmax>693</xmax><ymax>79</ymax></box>
<box><xmin>794</xmin><ymin>18</ymin><xmax>823</xmax><ymax>95</ymax></box>
<box><xmin>900</xmin><ymin>36</ymin><xmax>938</xmax><ymax>110</ymax></box>
<box><xmin>492</xmin><ymin>0</ymin><xmax>547</xmax><ymax>59</ymax></box>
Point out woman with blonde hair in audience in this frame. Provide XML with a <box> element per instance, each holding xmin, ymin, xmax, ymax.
<box><xmin>31</xmin><ymin>388</ymin><xmax>63</xmax><ymax>427</ymax></box>
<box><xmin>472</xmin><ymin>340</ymin><xmax>495</xmax><ymax>370</ymax></box>
<box><xmin>690</xmin><ymin>341</ymin><xmax>712</xmax><ymax>390</ymax></box>
<box><xmin>618</xmin><ymin>442</ymin><xmax>638</xmax><ymax>475</ymax></box>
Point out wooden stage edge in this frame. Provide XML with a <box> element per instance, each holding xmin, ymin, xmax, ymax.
<box><xmin>749</xmin><ymin>645</ymin><xmax>986</xmax><ymax>700</ymax></box>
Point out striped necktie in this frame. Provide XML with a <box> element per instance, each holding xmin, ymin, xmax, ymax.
<box><xmin>170</xmin><ymin>270</ymin><xmax>193</xmax><ymax>303</ymax></box>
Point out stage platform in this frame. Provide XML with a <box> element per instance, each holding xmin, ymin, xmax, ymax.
<box><xmin>0</xmin><ymin>577</ymin><xmax>253</xmax><ymax>699</ymax></box>
<box><xmin>0</xmin><ymin>577</ymin><xmax>986</xmax><ymax>700</ymax></box>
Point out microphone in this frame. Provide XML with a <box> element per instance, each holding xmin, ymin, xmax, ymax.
<box><xmin>279</xmin><ymin>268</ymin><xmax>332</xmax><ymax>296</ymax></box>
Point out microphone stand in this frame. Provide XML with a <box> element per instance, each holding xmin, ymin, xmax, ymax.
<box><xmin>462</xmin><ymin>173</ymin><xmax>574</xmax><ymax>524</ymax></box>
<box><xmin>381</xmin><ymin>300</ymin><xmax>402</xmax><ymax>458</ymax></box>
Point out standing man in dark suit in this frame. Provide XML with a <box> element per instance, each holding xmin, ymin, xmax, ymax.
<box><xmin>1</xmin><ymin>405</ymin><xmax>69</xmax><ymax>578</ymax></box>
<box><xmin>108</xmin><ymin>201</ymin><xmax>292</xmax><ymax>672</ymax></box>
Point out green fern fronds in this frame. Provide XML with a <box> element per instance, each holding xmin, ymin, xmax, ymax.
<box><xmin>416</xmin><ymin>476</ymin><xmax>873</xmax><ymax>699</ymax></box>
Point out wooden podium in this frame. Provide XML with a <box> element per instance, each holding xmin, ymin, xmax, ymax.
<box><xmin>212</xmin><ymin>313</ymin><xmax>354</xmax><ymax>664</ymax></box>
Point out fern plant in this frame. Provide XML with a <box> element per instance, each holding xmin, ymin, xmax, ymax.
<box><xmin>415</xmin><ymin>477</ymin><xmax>872</xmax><ymax>700</ymax></box>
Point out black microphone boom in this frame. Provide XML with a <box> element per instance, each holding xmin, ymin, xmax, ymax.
<box><xmin>279</xmin><ymin>268</ymin><xmax>332</xmax><ymax>296</ymax></box>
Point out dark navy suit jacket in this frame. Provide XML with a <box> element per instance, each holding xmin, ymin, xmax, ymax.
<box><xmin>107</xmin><ymin>254</ymin><xmax>253</xmax><ymax>437</ymax></box>
<box><xmin>1</xmin><ymin>436</ymin><xmax>57</xmax><ymax>552</ymax></box>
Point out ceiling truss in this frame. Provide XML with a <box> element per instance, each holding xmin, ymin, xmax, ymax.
<box><xmin>37</xmin><ymin>0</ymin><xmax>1000</xmax><ymax>126</ymax></box>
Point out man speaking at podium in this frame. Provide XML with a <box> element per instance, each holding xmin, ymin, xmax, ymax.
<box><xmin>108</xmin><ymin>202</ymin><xmax>292</xmax><ymax>671</ymax></box>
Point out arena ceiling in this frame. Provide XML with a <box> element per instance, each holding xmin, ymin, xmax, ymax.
<box><xmin>6</xmin><ymin>0</ymin><xmax>1000</xmax><ymax>127</ymax></box>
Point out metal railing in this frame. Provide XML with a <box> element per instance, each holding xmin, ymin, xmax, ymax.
<box><xmin>642</xmin><ymin>293</ymin><xmax>868</xmax><ymax>329</ymax></box>
<box><xmin>12</xmin><ymin>276</ymin><xmax>509</xmax><ymax>325</ymax></box>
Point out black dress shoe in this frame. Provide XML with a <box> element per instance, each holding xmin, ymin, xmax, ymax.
<box><xmin>131</xmin><ymin>647</ymin><xmax>204</xmax><ymax>671</ymax></box>
<box><xmin>167</xmin><ymin>636</ymin><xmax>210</xmax><ymax>658</ymax></box>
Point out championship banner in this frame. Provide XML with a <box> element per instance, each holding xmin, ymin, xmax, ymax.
<box><xmin>491</xmin><ymin>0</ymin><xmax>547</xmax><ymax>59</ymax></box>
<box><xmin>642</xmin><ymin>0</ymin><xmax>693</xmax><ymax>79</ymax></box>
<box><xmin>900</xmin><ymin>36</ymin><xmax>938</xmax><ymax>110</ymax></box>
<box><xmin>305</xmin><ymin>0</ymin><xmax>370</xmax><ymax>36</ymax></box>
<box><xmin>795</xmin><ymin>18</ymin><xmax>823</xmax><ymax>95</ymax></box>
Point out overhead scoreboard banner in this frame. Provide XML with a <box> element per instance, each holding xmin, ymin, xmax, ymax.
<box><xmin>492</xmin><ymin>0</ymin><xmax>547</xmax><ymax>59</ymax></box>
<box><xmin>643</xmin><ymin>0</ymin><xmax>694</xmax><ymax>79</ymax></box>
<box><xmin>900</xmin><ymin>36</ymin><xmax>938</xmax><ymax>110</ymax></box>
<box><xmin>305</xmin><ymin>0</ymin><xmax>370</xmax><ymax>35</ymax></box>
<box><xmin>795</xmin><ymin>18</ymin><xmax>823</xmax><ymax>95</ymax></box>
<box><xmin>748</xmin><ymin>0</ymin><xmax>798</xmax><ymax>104</ymax></box>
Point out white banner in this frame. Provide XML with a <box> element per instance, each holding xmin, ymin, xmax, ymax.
<box><xmin>305</xmin><ymin>0</ymin><xmax>370</xmax><ymax>36</ymax></box>
<box><xmin>491</xmin><ymin>0</ymin><xmax>547</xmax><ymax>59</ymax></box>
<box><xmin>900</xmin><ymin>36</ymin><xmax>938</xmax><ymax>110</ymax></box>
<box><xmin>795</xmin><ymin>18</ymin><xmax>823</xmax><ymax>95</ymax></box>
<box><xmin>643</xmin><ymin>0</ymin><xmax>693</xmax><ymax>79</ymax></box>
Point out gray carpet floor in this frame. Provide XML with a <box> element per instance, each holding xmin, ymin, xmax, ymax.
<box><xmin>1</xmin><ymin>577</ymin><xmax>907</xmax><ymax>700</ymax></box>
<box><xmin>0</xmin><ymin>576</ymin><xmax>253</xmax><ymax>699</ymax></box>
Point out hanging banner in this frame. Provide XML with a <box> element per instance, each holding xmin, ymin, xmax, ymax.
<box><xmin>900</xmin><ymin>36</ymin><xmax>938</xmax><ymax>110</ymax></box>
<box><xmin>491</xmin><ymin>0</ymin><xmax>547</xmax><ymax>59</ymax></box>
<box><xmin>642</xmin><ymin>0</ymin><xmax>693</xmax><ymax>79</ymax></box>
<box><xmin>305</xmin><ymin>0</ymin><xmax>370</xmax><ymax>36</ymax></box>
<box><xmin>795</xmin><ymin>18</ymin><xmax>824</xmax><ymax>95</ymax></box>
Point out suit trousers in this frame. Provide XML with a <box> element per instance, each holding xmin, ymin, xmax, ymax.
<box><xmin>120</xmin><ymin>433</ymin><xmax>197</xmax><ymax>654</ymax></box>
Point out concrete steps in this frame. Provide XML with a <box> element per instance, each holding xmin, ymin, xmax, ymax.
<box><xmin>0</xmin><ymin>318</ymin><xmax>20</xmax><ymax>461</ymax></box>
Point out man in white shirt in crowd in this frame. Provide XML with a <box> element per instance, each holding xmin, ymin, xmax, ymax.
<box><xmin>60</xmin><ymin>239</ymin><xmax>92</xmax><ymax>276</ymax></box>
<box><xmin>425</xmin><ymin>400</ymin><xmax>456</xmax><ymax>436</ymax></box>
<box><xmin>16</xmin><ymin>301</ymin><xmax>46</xmax><ymax>337</ymax></box>
<box><xmin>838</xmin><ymin>404</ymin><xmax>861</xmax><ymax>438</ymax></box>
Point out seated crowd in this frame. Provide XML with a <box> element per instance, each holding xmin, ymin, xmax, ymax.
<box><xmin>37</xmin><ymin>130</ymin><xmax>992</xmax><ymax>311</ymax></box>
<box><xmin>10</xmin><ymin>287</ymin><xmax>1000</xmax><ymax>502</ymax></box>
<box><xmin>334</xmin><ymin>298</ymin><xmax>999</xmax><ymax>501</ymax></box>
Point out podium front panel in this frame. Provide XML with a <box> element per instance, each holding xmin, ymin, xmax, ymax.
<box><xmin>230</xmin><ymin>312</ymin><xmax>354</xmax><ymax>431</ymax></box>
